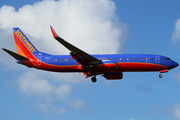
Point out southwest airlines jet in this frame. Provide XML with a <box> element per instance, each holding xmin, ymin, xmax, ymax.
<box><xmin>2</xmin><ymin>27</ymin><xmax>179</xmax><ymax>82</ymax></box>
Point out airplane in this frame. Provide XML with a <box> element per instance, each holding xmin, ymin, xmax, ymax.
<box><xmin>2</xmin><ymin>27</ymin><xmax>179</xmax><ymax>83</ymax></box>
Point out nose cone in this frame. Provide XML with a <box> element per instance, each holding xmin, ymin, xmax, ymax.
<box><xmin>171</xmin><ymin>61</ymin><xmax>179</xmax><ymax>68</ymax></box>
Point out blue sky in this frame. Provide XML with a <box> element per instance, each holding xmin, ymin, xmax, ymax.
<box><xmin>1</xmin><ymin>0</ymin><xmax>180</xmax><ymax>120</ymax></box>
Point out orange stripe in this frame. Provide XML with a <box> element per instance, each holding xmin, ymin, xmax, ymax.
<box><xmin>16</xmin><ymin>44</ymin><xmax>27</xmax><ymax>57</ymax></box>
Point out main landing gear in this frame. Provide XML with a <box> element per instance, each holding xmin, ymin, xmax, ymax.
<box><xmin>91</xmin><ymin>76</ymin><xmax>97</xmax><ymax>83</ymax></box>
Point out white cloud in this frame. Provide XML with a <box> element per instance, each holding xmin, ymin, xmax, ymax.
<box><xmin>171</xmin><ymin>104</ymin><xmax>180</xmax><ymax>119</ymax></box>
<box><xmin>165</xmin><ymin>104</ymin><xmax>180</xmax><ymax>119</ymax></box>
<box><xmin>0</xmin><ymin>0</ymin><xmax>129</xmax><ymax>115</ymax></box>
<box><xmin>0</xmin><ymin>0</ymin><xmax>129</xmax><ymax>78</ymax></box>
<box><xmin>172</xmin><ymin>19</ymin><xmax>180</xmax><ymax>41</ymax></box>
<box><xmin>16</xmin><ymin>71</ymin><xmax>88</xmax><ymax>115</ymax></box>
<box><xmin>49</xmin><ymin>72</ymin><xmax>87</xmax><ymax>83</ymax></box>
<box><xmin>172</xmin><ymin>72</ymin><xmax>180</xmax><ymax>83</ymax></box>
<box><xmin>37</xmin><ymin>102</ymin><xmax>66</xmax><ymax>115</ymax></box>
<box><xmin>0</xmin><ymin>0</ymin><xmax>129</xmax><ymax>58</ymax></box>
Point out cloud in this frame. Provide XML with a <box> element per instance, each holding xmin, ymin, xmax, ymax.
<box><xmin>0</xmin><ymin>0</ymin><xmax>129</xmax><ymax>77</ymax></box>
<box><xmin>164</xmin><ymin>103</ymin><xmax>180</xmax><ymax>119</ymax></box>
<box><xmin>172</xmin><ymin>19</ymin><xmax>180</xmax><ymax>42</ymax></box>
<box><xmin>0</xmin><ymin>0</ymin><xmax>129</xmax><ymax>115</ymax></box>
<box><xmin>171</xmin><ymin>104</ymin><xmax>180</xmax><ymax>119</ymax></box>
<box><xmin>17</xmin><ymin>72</ymin><xmax>71</xmax><ymax>97</ymax></box>
<box><xmin>0</xmin><ymin>0</ymin><xmax>129</xmax><ymax>58</ymax></box>
<box><xmin>135</xmin><ymin>84</ymin><xmax>152</xmax><ymax>93</ymax></box>
<box><xmin>16</xmin><ymin>71</ymin><xmax>88</xmax><ymax>115</ymax></box>
<box><xmin>172</xmin><ymin>72</ymin><xmax>180</xmax><ymax>83</ymax></box>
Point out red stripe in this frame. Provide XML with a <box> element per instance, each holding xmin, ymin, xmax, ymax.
<box><xmin>116</xmin><ymin>62</ymin><xmax>170</xmax><ymax>71</ymax></box>
<box><xmin>36</xmin><ymin>62</ymin><xmax>170</xmax><ymax>73</ymax></box>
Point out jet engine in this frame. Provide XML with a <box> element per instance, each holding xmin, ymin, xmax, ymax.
<box><xmin>103</xmin><ymin>72</ymin><xmax>123</xmax><ymax>80</ymax></box>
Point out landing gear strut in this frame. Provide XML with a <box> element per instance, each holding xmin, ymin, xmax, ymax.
<box><xmin>159</xmin><ymin>74</ymin><xmax>162</xmax><ymax>78</ymax></box>
<box><xmin>91</xmin><ymin>76</ymin><xmax>97</xmax><ymax>83</ymax></box>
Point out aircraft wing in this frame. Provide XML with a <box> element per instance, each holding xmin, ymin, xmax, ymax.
<box><xmin>50</xmin><ymin>26</ymin><xmax>100</xmax><ymax>66</ymax></box>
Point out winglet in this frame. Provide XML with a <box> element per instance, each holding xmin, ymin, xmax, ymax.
<box><xmin>50</xmin><ymin>26</ymin><xmax>60</xmax><ymax>40</ymax></box>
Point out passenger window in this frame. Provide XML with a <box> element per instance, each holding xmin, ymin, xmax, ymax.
<box><xmin>165</xmin><ymin>58</ymin><xmax>171</xmax><ymax>60</ymax></box>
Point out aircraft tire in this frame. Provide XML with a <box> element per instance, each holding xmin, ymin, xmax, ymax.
<box><xmin>159</xmin><ymin>74</ymin><xmax>162</xmax><ymax>78</ymax></box>
<box><xmin>91</xmin><ymin>77</ymin><xmax>97</xmax><ymax>83</ymax></box>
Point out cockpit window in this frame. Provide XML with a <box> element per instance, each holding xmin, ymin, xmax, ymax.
<box><xmin>165</xmin><ymin>58</ymin><xmax>171</xmax><ymax>60</ymax></box>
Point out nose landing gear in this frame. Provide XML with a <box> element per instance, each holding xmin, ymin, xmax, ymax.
<box><xmin>159</xmin><ymin>70</ymin><xmax>168</xmax><ymax>78</ymax></box>
<box><xmin>159</xmin><ymin>74</ymin><xmax>162</xmax><ymax>78</ymax></box>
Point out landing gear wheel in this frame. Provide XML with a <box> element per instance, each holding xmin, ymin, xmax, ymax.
<box><xmin>91</xmin><ymin>77</ymin><xmax>97</xmax><ymax>83</ymax></box>
<box><xmin>159</xmin><ymin>74</ymin><xmax>162</xmax><ymax>78</ymax></box>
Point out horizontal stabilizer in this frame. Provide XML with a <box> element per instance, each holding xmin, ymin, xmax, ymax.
<box><xmin>2</xmin><ymin>48</ymin><xmax>28</xmax><ymax>60</ymax></box>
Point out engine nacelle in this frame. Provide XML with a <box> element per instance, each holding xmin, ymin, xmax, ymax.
<box><xmin>98</xmin><ymin>61</ymin><xmax>117</xmax><ymax>70</ymax></box>
<box><xmin>103</xmin><ymin>72</ymin><xmax>123</xmax><ymax>80</ymax></box>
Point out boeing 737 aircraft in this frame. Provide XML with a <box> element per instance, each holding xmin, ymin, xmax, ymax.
<box><xmin>2</xmin><ymin>27</ymin><xmax>179</xmax><ymax>82</ymax></box>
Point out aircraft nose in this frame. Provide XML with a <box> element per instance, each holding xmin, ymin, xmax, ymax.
<box><xmin>171</xmin><ymin>61</ymin><xmax>179</xmax><ymax>68</ymax></box>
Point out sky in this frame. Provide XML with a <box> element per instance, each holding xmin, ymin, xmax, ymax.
<box><xmin>1</xmin><ymin>0</ymin><xmax>180</xmax><ymax>120</ymax></box>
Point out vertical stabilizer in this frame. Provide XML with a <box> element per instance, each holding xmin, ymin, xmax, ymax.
<box><xmin>13</xmin><ymin>28</ymin><xmax>38</xmax><ymax>59</ymax></box>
